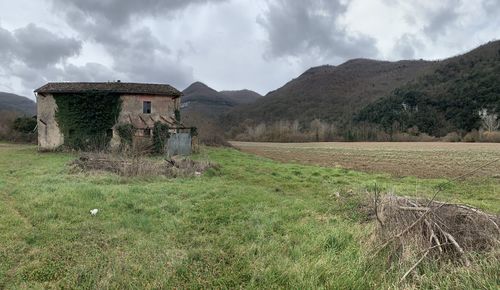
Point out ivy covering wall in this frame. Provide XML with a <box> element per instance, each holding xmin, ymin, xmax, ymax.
<box><xmin>153</xmin><ymin>122</ymin><xmax>170</xmax><ymax>153</ymax></box>
<box><xmin>53</xmin><ymin>91</ymin><xmax>122</xmax><ymax>150</ymax></box>
<box><xmin>115</xmin><ymin>123</ymin><xmax>135</xmax><ymax>147</ymax></box>
<box><xmin>175</xmin><ymin>109</ymin><xmax>181</xmax><ymax>122</ymax></box>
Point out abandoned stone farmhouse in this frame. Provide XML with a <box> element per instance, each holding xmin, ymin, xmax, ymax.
<box><xmin>34</xmin><ymin>82</ymin><xmax>192</xmax><ymax>154</ymax></box>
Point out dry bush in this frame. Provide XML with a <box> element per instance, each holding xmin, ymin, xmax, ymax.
<box><xmin>390</xmin><ymin>133</ymin><xmax>414</xmax><ymax>142</ymax></box>
<box><xmin>234</xmin><ymin>118</ymin><xmax>500</xmax><ymax>143</ymax></box>
<box><xmin>442</xmin><ymin>132</ymin><xmax>461</xmax><ymax>142</ymax></box>
<box><xmin>0</xmin><ymin>110</ymin><xmax>19</xmax><ymax>136</ymax></box>
<box><xmin>199</xmin><ymin>133</ymin><xmax>231</xmax><ymax>147</ymax></box>
<box><xmin>182</xmin><ymin>111</ymin><xmax>230</xmax><ymax>147</ymax></box>
<box><xmin>463</xmin><ymin>129</ymin><xmax>480</xmax><ymax>142</ymax></box>
<box><xmin>417</xmin><ymin>133</ymin><xmax>437</xmax><ymax>142</ymax></box>
<box><xmin>69</xmin><ymin>153</ymin><xmax>217</xmax><ymax>177</ymax></box>
<box><xmin>375</xmin><ymin>131</ymin><xmax>391</xmax><ymax>141</ymax></box>
<box><xmin>237</xmin><ymin>119</ymin><xmax>337</xmax><ymax>142</ymax></box>
<box><xmin>480</xmin><ymin>131</ymin><xmax>500</xmax><ymax>142</ymax></box>
<box><xmin>372</xmin><ymin>194</ymin><xmax>499</xmax><ymax>278</ymax></box>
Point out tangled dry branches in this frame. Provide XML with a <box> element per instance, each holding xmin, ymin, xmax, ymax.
<box><xmin>69</xmin><ymin>153</ymin><xmax>217</xmax><ymax>177</ymax></box>
<box><xmin>372</xmin><ymin>194</ymin><xmax>500</xmax><ymax>282</ymax></box>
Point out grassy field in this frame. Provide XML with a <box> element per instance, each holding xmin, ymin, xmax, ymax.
<box><xmin>231</xmin><ymin>141</ymin><xmax>500</xmax><ymax>178</ymax></box>
<box><xmin>0</xmin><ymin>143</ymin><xmax>499</xmax><ymax>289</ymax></box>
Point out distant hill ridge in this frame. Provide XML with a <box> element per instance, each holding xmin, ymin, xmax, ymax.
<box><xmin>181</xmin><ymin>81</ymin><xmax>261</xmax><ymax>120</ymax></box>
<box><xmin>223</xmin><ymin>58</ymin><xmax>436</xmax><ymax>127</ymax></box>
<box><xmin>0</xmin><ymin>92</ymin><xmax>36</xmax><ymax>115</ymax></box>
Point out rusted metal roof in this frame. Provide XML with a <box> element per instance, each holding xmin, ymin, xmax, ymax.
<box><xmin>34</xmin><ymin>82</ymin><xmax>182</xmax><ymax>97</ymax></box>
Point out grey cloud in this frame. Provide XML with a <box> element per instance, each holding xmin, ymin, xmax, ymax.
<box><xmin>62</xmin><ymin>63</ymin><xmax>118</xmax><ymax>82</ymax></box>
<box><xmin>258</xmin><ymin>0</ymin><xmax>378</xmax><ymax>61</ymax></box>
<box><xmin>0</xmin><ymin>22</ymin><xmax>117</xmax><ymax>93</ymax></box>
<box><xmin>110</xmin><ymin>27</ymin><xmax>192</xmax><ymax>87</ymax></box>
<box><xmin>48</xmin><ymin>0</ymin><xmax>204</xmax><ymax>88</ymax></box>
<box><xmin>0</xmin><ymin>26</ymin><xmax>16</xmax><ymax>64</ymax></box>
<box><xmin>422</xmin><ymin>1</ymin><xmax>461</xmax><ymax>41</ymax></box>
<box><xmin>393</xmin><ymin>34</ymin><xmax>423</xmax><ymax>59</ymax></box>
<box><xmin>52</xmin><ymin>0</ymin><xmax>227</xmax><ymax>27</ymax></box>
<box><xmin>13</xmin><ymin>24</ymin><xmax>82</xmax><ymax>68</ymax></box>
<box><xmin>0</xmin><ymin>23</ymin><xmax>81</xmax><ymax>68</ymax></box>
<box><xmin>11</xmin><ymin>61</ymin><xmax>120</xmax><ymax>95</ymax></box>
<box><xmin>383</xmin><ymin>0</ymin><xmax>463</xmax><ymax>41</ymax></box>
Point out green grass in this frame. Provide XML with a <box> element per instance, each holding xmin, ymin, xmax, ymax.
<box><xmin>0</xmin><ymin>143</ymin><xmax>498</xmax><ymax>289</ymax></box>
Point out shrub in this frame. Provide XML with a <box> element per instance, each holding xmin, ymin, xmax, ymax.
<box><xmin>0</xmin><ymin>111</ymin><xmax>20</xmax><ymax>140</ymax></box>
<box><xmin>480</xmin><ymin>131</ymin><xmax>500</xmax><ymax>142</ymax></box>
<box><xmin>463</xmin><ymin>129</ymin><xmax>480</xmax><ymax>142</ymax></box>
<box><xmin>175</xmin><ymin>109</ymin><xmax>181</xmax><ymax>122</ymax></box>
<box><xmin>115</xmin><ymin>123</ymin><xmax>135</xmax><ymax>146</ymax></box>
<box><xmin>0</xmin><ymin>111</ymin><xmax>37</xmax><ymax>143</ymax></box>
<box><xmin>442</xmin><ymin>132</ymin><xmax>461</xmax><ymax>142</ymax></box>
<box><xmin>153</xmin><ymin>122</ymin><xmax>170</xmax><ymax>154</ymax></box>
<box><xmin>13</xmin><ymin>117</ymin><xmax>37</xmax><ymax>133</ymax></box>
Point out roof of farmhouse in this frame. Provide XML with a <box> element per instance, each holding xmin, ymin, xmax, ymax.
<box><xmin>34</xmin><ymin>82</ymin><xmax>182</xmax><ymax>97</ymax></box>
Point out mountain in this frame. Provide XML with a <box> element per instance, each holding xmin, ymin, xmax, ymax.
<box><xmin>180</xmin><ymin>82</ymin><xmax>261</xmax><ymax>144</ymax></box>
<box><xmin>357</xmin><ymin>40</ymin><xmax>500</xmax><ymax>136</ymax></box>
<box><xmin>223</xmin><ymin>59</ymin><xmax>437</xmax><ymax>129</ymax></box>
<box><xmin>223</xmin><ymin>40</ymin><xmax>500</xmax><ymax>139</ymax></box>
<box><xmin>181</xmin><ymin>82</ymin><xmax>262</xmax><ymax>118</ymax></box>
<box><xmin>0</xmin><ymin>92</ymin><xmax>36</xmax><ymax>115</ymax></box>
<box><xmin>219</xmin><ymin>89</ymin><xmax>262</xmax><ymax>104</ymax></box>
<box><xmin>181</xmin><ymin>82</ymin><xmax>238</xmax><ymax>120</ymax></box>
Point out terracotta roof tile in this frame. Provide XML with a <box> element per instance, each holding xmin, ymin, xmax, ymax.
<box><xmin>34</xmin><ymin>82</ymin><xmax>181</xmax><ymax>97</ymax></box>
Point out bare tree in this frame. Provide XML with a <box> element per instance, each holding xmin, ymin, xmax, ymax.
<box><xmin>479</xmin><ymin>109</ymin><xmax>500</xmax><ymax>132</ymax></box>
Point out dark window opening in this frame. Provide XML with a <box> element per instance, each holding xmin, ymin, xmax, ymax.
<box><xmin>69</xmin><ymin>129</ymin><xmax>75</xmax><ymax>137</ymax></box>
<box><xmin>144</xmin><ymin>129</ymin><xmax>151</xmax><ymax>137</ymax></box>
<box><xmin>143</xmin><ymin>101</ymin><xmax>151</xmax><ymax>114</ymax></box>
<box><xmin>106</xmin><ymin>129</ymin><xmax>113</xmax><ymax>138</ymax></box>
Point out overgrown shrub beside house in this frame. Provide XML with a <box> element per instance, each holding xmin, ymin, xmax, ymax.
<box><xmin>153</xmin><ymin>122</ymin><xmax>170</xmax><ymax>154</ymax></box>
<box><xmin>115</xmin><ymin>123</ymin><xmax>135</xmax><ymax>150</ymax></box>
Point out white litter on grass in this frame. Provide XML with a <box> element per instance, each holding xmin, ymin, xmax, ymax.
<box><xmin>90</xmin><ymin>208</ymin><xmax>99</xmax><ymax>216</ymax></box>
<box><xmin>194</xmin><ymin>171</ymin><xmax>202</xmax><ymax>176</ymax></box>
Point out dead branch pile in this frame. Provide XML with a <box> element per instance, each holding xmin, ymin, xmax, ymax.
<box><xmin>373</xmin><ymin>194</ymin><xmax>500</xmax><ymax>275</ymax></box>
<box><xmin>69</xmin><ymin>153</ymin><xmax>217</xmax><ymax>177</ymax></box>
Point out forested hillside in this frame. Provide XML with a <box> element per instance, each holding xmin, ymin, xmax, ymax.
<box><xmin>357</xmin><ymin>41</ymin><xmax>500</xmax><ymax>137</ymax></box>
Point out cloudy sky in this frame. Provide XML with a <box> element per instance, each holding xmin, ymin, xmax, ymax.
<box><xmin>0</xmin><ymin>0</ymin><xmax>499</xmax><ymax>99</ymax></box>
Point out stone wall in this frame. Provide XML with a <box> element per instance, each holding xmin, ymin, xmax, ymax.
<box><xmin>110</xmin><ymin>94</ymin><xmax>179</xmax><ymax>149</ymax></box>
<box><xmin>37</xmin><ymin>93</ymin><xmax>64</xmax><ymax>150</ymax></box>
<box><xmin>119</xmin><ymin>94</ymin><xmax>178</xmax><ymax>118</ymax></box>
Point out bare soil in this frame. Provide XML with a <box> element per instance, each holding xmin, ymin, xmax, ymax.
<box><xmin>231</xmin><ymin>141</ymin><xmax>500</xmax><ymax>178</ymax></box>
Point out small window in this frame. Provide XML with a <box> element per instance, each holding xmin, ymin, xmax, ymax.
<box><xmin>143</xmin><ymin>101</ymin><xmax>151</xmax><ymax>114</ymax></box>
